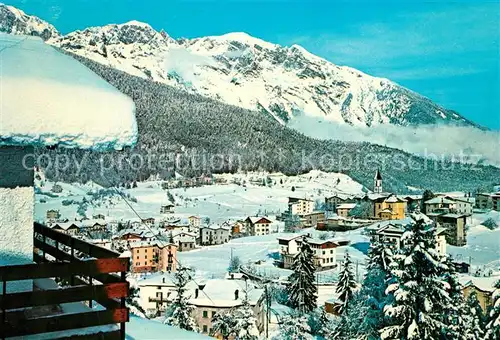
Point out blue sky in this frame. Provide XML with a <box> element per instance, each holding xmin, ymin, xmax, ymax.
<box><xmin>10</xmin><ymin>0</ymin><xmax>500</xmax><ymax>129</ymax></box>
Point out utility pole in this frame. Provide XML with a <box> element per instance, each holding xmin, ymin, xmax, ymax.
<box><xmin>355</xmin><ymin>260</ymin><xmax>359</xmax><ymax>282</ymax></box>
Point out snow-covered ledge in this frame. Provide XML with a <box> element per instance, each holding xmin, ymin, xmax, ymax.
<box><xmin>0</xmin><ymin>146</ymin><xmax>34</xmax><ymax>293</ymax></box>
<box><xmin>0</xmin><ymin>33</ymin><xmax>138</xmax><ymax>293</ymax></box>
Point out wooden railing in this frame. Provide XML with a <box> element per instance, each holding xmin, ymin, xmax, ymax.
<box><xmin>0</xmin><ymin>223</ymin><xmax>129</xmax><ymax>339</ymax></box>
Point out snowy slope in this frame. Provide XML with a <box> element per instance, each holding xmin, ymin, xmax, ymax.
<box><xmin>0</xmin><ymin>4</ymin><xmax>476</xmax><ymax>128</ymax></box>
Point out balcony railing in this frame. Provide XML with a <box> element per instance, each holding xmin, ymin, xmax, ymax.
<box><xmin>0</xmin><ymin>222</ymin><xmax>129</xmax><ymax>339</ymax></box>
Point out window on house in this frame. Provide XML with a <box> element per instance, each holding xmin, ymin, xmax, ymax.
<box><xmin>203</xmin><ymin>325</ymin><xmax>208</xmax><ymax>333</ymax></box>
<box><xmin>330</xmin><ymin>250</ymin><xmax>333</xmax><ymax>254</ymax></box>
<box><xmin>144</xmin><ymin>262</ymin><xmax>147</xmax><ymax>265</ymax></box>
<box><xmin>203</xmin><ymin>311</ymin><xmax>208</xmax><ymax>318</ymax></box>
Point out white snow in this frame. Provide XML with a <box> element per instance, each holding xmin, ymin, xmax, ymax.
<box><xmin>0</xmin><ymin>33</ymin><xmax>137</xmax><ymax>150</ymax></box>
<box><xmin>127</xmin><ymin>315</ymin><xmax>211</xmax><ymax>339</ymax></box>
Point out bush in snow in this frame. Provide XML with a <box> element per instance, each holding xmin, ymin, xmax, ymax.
<box><xmin>464</xmin><ymin>291</ymin><xmax>485</xmax><ymax>339</ymax></box>
<box><xmin>228</xmin><ymin>255</ymin><xmax>242</xmax><ymax>273</ymax></box>
<box><xmin>51</xmin><ymin>183</ymin><xmax>63</xmax><ymax>193</ymax></box>
<box><xmin>482</xmin><ymin>217</ymin><xmax>498</xmax><ymax>230</ymax></box>
<box><xmin>273</xmin><ymin>312</ymin><xmax>312</xmax><ymax>340</ymax></box>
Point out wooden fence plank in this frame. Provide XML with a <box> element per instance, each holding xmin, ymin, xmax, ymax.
<box><xmin>0</xmin><ymin>308</ymin><xmax>128</xmax><ymax>337</ymax></box>
<box><xmin>0</xmin><ymin>282</ymin><xmax>128</xmax><ymax>310</ymax></box>
<box><xmin>34</xmin><ymin>223</ymin><xmax>119</xmax><ymax>259</ymax></box>
<box><xmin>0</xmin><ymin>258</ymin><xmax>128</xmax><ymax>281</ymax></box>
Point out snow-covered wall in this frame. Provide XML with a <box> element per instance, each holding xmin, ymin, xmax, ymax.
<box><xmin>0</xmin><ymin>146</ymin><xmax>34</xmax><ymax>292</ymax></box>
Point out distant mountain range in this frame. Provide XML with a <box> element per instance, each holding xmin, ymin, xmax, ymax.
<box><xmin>0</xmin><ymin>3</ymin><xmax>480</xmax><ymax>128</ymax></box>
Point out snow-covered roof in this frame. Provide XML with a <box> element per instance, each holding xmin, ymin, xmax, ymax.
<box><xmin>138</xmin><ymin>273</ymin><xmax>176</xmax><ymax>287</ymax></box>
<box><xmin>0</xmin><ymin>33</ymin><xmax>137</xmax><ymax>150</ymax></box>
<box><xmin>188</xmin><ymin>279</ymin><xmax>264</xmax><ymax>307</ymax></box>
<box><xmin>424</xmin><ymin>197</ymin><xmax>456</xmax><ymax>205</ymax></box>
<box><xmin>51</xmin><ymin>222</ymin><xmax>80</xmax><ymax>230</ymax></box>
<box><xmin>127</xmin><ymin>315</ymin><xmax>212</xmax><ymax>339</ymax></box>
<box><xmin>385</xmin><ymin>195</ymin><xmax>406</xmax><ymax>203</ymax></box>
<box><xmin>337</xmin><ymin>203</ymin><xmax>357</xmax><ymax>209</ymax></box>
<box><xmin>459</xmin><ymin>276</ymin><xmax>498</xmax><ymax>293</ymax></box>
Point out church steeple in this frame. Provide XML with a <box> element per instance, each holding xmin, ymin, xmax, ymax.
<box><xmin>374</xmin><ymin>169</ymin><xmax>383</xmax><ymax>193</ymax></box>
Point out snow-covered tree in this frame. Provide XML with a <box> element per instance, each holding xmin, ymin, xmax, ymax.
<box><xmin>485</xmin><ymin>280</ymin><xmax>500</xmax><ymax>340</ymax></box>
<box><xmin>286</xmin><ymin>238</ymin><xmax>318</xmax><ymax>313</ymax></box>
<box><xmin>441</xmin><ymin>256</ymin><xmax>469</xmax><ymax>340</ymax></box>
<box><xmin>232</xmin><ymin>291</ymin><xmax>259</xmax><ymax>340</ymax></box>
<box><xmin>349</xmin><ymin>241</ymin><xmax>394</xmax><ymax>339</ymax></box>
<box><xmin>335</xmin><ymin>250</ymin><xmax>357</xmax><ymax>314</ymax></box>
<box><xmin>380</xmin><ymin>218</ymin><xmax>450</xmax><ymax>340</ymax></box>
<box><xmin>228</xmin><ymin>255</ymin><xmax>242</xmax><ymax>273</ymax></box>
<box><xmin>210</xmin><ymin>311</ymin><xmax>236</xmax><ymax>339</ymax></box>
<box><xmin>308</xmin><ymin>307</ymin><xmax>334</xmax><ymax>338</ymax></box>
<box><xmin>464</xmin><ymin>292</ymin><xmax>485</xmax><ymax>340</ymax></box>
<box><xmin>273</xmin><ymin>313</ymin><xmax>312</xmax><ymax>340</ymax></box>
<box><xmin>164</xmin><ymin>266</ymin><xmax>198</xmax><ymax>332</ymax></box>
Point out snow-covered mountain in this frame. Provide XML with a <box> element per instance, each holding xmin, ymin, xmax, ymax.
<box><xmin>0</xmin><ymin>4</ymin><xmax>477</xmax><ymax>128</ymax></box>
<box><xmin>0</xmin><ymin>4</ymin><xmax>59</xmax><ymax>40</ymax></box>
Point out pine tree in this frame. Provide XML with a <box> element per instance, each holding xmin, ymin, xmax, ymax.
<box><xmin>210</xmin><ymin>311</ymin><xmax>236</xmax><ymax>339</ymax></box>
<box><xmin>442</xmin><ymin>256</ymin><xmax>469</xmax><ymax>340</ymax></box>
<box><xmin>164</xmin><ymin>266</ymin><xmax>198</xmax><ymax>332</ymax></box>
<box><xmin>465</xmin><ymin>292</ymin><xmax>485</xmax><ymax>340</ymax></box>
<box><xmin>361</xmin><ymin>252</ymin><xmax>393</xmax><ymax>338</ymax></box>
<box><xmin>273</xmin><ymin>313</ymin><xmax>313</xmax><ymax>340</ymax></box>
<box><xmin>380</xmin><ymin>218</ymin><xmax>450</xmax><ymax>340</ymax></box>
<box><xmin>335</xmin><ymin>250</ymin><xmax>357</xmax><ymax>314</ymax></box>
<box><xmin>485</xmin><ymin>280</ymin><xmax>500</xmax><ymax>340</ymax></box>
<box><xmin>232</xmin><ymin>291</ymin><xmax>259</xmax><ymax>340</ymax></box>
<box><xmin>286</xmin><ymin>238</ymin><xmax>318</xmax><ymax>313</ymax></box>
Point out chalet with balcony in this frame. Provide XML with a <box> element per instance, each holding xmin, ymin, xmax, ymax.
<box><xmin>245</xmin><ymin>216</ymin><xmax>272</xmax><ymax>236</ymax></box>
<box><xmin>0</xmin><ymin>33</ymin><xmax>137</xmax><ymax>338</ymax></box>
<box><xmin>160</xmin><ymin>203</ymin><xmax>175</xmax><ymax>214</ymax></box>
<box><xmin>129</xmin><ymin>240</ymin><xmax>178</xmax><ymax>274</ymax></box>
<box><xmin>336</xmin><ymin>203</ymin><xmax>357</xmax><ymax>218</ymax></box>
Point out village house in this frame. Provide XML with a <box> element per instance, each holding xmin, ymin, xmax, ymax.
<box><xmin>370</xmin><ymin>194</ymin><xmax>407</xmax><ymax>220</ymax></box>
<box><xmin>137</xmin><ymin>273</ymin><xmax>199</xmax><ymax>315</ymax></box>
<box><xmin>49</xmin><ymin>222</ymin><xmax>80</xmax><ymax>236</ymax></box>
<box><xmin>302</xmin><ymin>211</ymin><xmax>326</xmax><ymax>228</ymax></box>
<box><xmin>81</xmin><ymin>219</ymin><xmax>108</xmax><ymax>233</ymax></box>
<box><xmin>138</xmin><ymin>274</ymin><xmax>176</xmax><ymax>314</ymax></box>
<box><xmin>371</xmin><ymin>222</ymin><xmax>447</xmax><ymax>255</ymax></box>
<box><xmin>163</xmin><ymin>218</ymin><xmax>191</xmax><ymax>231</ymax></box>
<box><xmin>188</xmin><ymin>279</ymin><xmax>266</xmax><ymax>336</ymax></box>
<box><xmin>199</xmin><ymin>225</ymin><xmax>231</xmax><ymax>245</ymax></box>
<box><xmin>288</xmin><ymin>197</ymin><xmax>315</xmax><ymax>216</ymax></box>
<box><xmin>245</xmin><ymin>216</ymin><xmax>273</xmax><ymax>236</ymax></box>
<box><xmin>142</xmin><ymin>217</ymin><xmax>155</xmax><ymax>226</ymax></box>
<box><xmin>0</xmin><ymin>33</ymin><xmax>137</xmax><ymax>337</ymax></box>
<box><xmin>277</xmin><ymin>234</ymin><xmax>305</xmax><ymax>269</ymax></box>
<box><xmin>336</xmin><ymin>203</ymin><xmax>357</xmax><ymax>218</ymax></box>
<box><xmin>401</xmin><ymin>195</ymin><xmax>423</xmax><ymax>211</ymax></box>
<box><xmin>476</xmin><ymin>193</ymin><xmax>493</xmax><ymax>210</ymax></box>
<box><xmin>424</xmin><ymin>196</ymin><xmax>457</xmax><ymax>214</ymax></box>
<box><xmin>188</xmin><ymin>215</ymin><xmax>201</xmax><ymax>228</ymax></box>
<box><xmin>492</xmin><ymin>192</ymin><xmax>500</xmax><ymax>211</ymax></box>
<box><xmin>160</xmin><ymin>203</ymin><xmax>175</xmax><ymax>214</ymax></box>
<box><xmin>130</xmin><ymin>241</ymin><xmax>178</xmax><ymax>274</ymax></box>
<box><xmin>427</xmin><ymin>212</ymin><xmax>468</xmax><ymax>246</ymax></box>
<box><xmin>93</xmin><ymin>213</ymin><xmax>106</xmax><ymax>220</ymax></box>
<box><xmin>170</xmin><ymin>230</ymin><xmax>197</xmax><ymax>251</ymax></box>
<box><xmin>325</xmin><ymin>193</ymin><xmax>356</xmax><ymax>211</ymax></box>
<box><xmin>460</xmin><ymin>276</ymin><xmax>497</xmax><ymax>313</ymax></box>
<box><xmin>296</xmin><ymin>238</ymin><xmax>339</xmax><ymax>270</ymax></box>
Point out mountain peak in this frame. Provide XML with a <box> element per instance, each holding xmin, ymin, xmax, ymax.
<box><xmin>0</xmin><ymin>3</ymin><xmax>59</xmax><ymax>41</ymax></box>
<box><xmin>0</xmin><ymin>4</ymin><xmax>477</xmax><ymax>129</ymax></box>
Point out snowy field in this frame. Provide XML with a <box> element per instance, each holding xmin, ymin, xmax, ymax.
<box><xmin>34</xmin><ymin>170</ymin><xmax>364</xmax><ymax>223</ymax></box>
